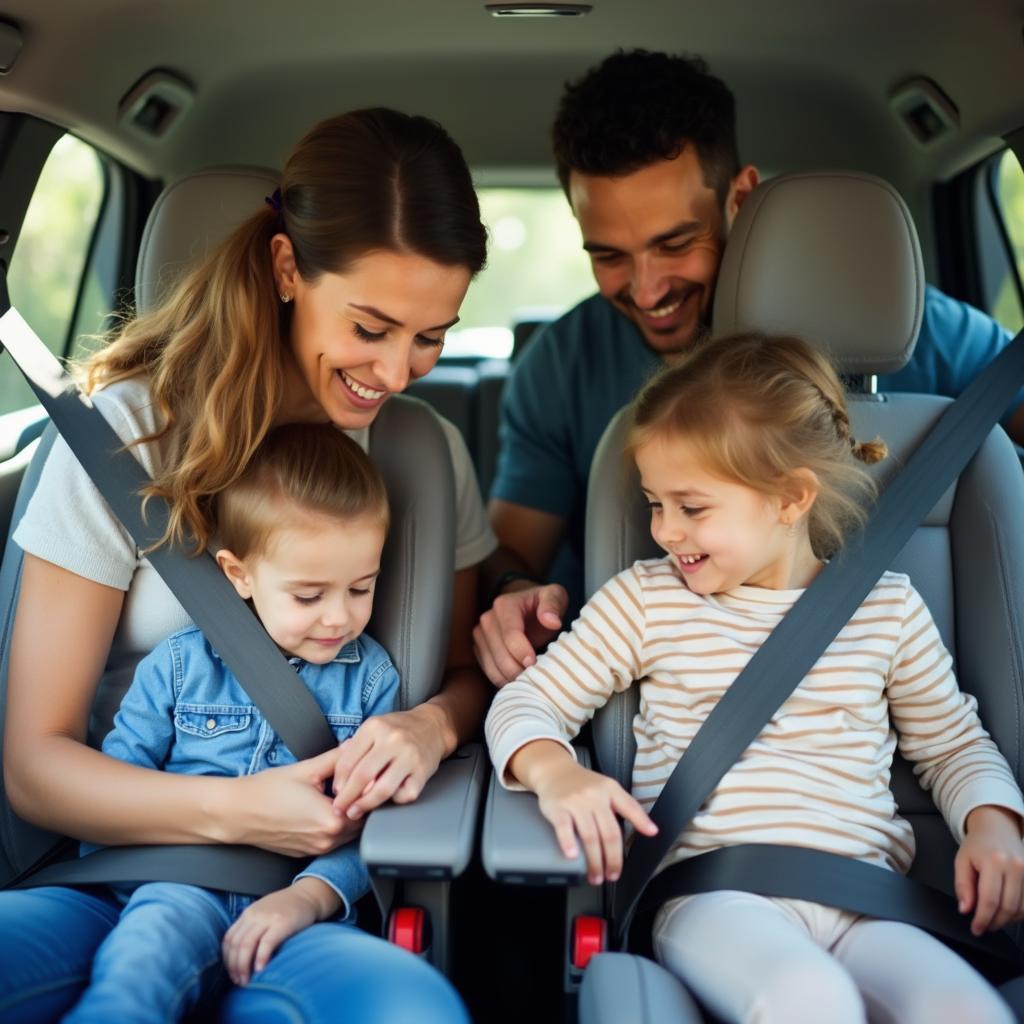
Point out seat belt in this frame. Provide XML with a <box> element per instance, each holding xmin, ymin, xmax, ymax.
<box><xmin>0</xmin><ymin>284</ymin><xmax>338</xmax><ymax>895</ymax></box>
<box><xmin>612</xmin><ymin>325</ymin><xmax>1024</xmax><ymax>965</ymax></box>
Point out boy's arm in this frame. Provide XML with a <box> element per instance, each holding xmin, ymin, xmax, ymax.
<box><xmin>293</xmin><ymin>840</ymin><xmax>369</xmax><ymax>922</ymax></box>
<box><xmin>223</xmin><ymin>876</ymin><xmax>341</xmax><ymax>986</ymax></box>
<box><xmin>294</xmin><ymin>647</ymin><xmax>400</xmax><ymax>915</ymax></box>
<box><xmin>100</xmin><ymin>641</ymin><xmax>177</xmax><ymax>770</ymax></box>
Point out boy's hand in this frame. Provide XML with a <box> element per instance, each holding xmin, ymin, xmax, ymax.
<box><xmin>222</xmin><ymin>877</ymin><xmax>341</xmax><ymax>985</ymax></box>
<box><xmin>533</xmin><ymin>758</ymin><xmax>657</xmax><ymax>886</ymax></box>
<box><xmin>955</xmin><ymin>804</ymin><xmax>1024</xmax><ymax>935</ymax></box>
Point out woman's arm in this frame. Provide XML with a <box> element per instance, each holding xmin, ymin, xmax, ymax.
<box><xmin>331</xmin><ymin>564</ymin><xmax>490</xmax><ymax>817</ymax></box>
<box><xmin>4</xmin><ymin>554</ymin><xmax>355</xmax><ymax>856</ymax></box>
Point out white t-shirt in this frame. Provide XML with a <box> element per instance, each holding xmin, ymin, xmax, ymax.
<box><xmin>13</xmin><ymin>376</ymin><xmax>495</xmax><ymax>732</ymax></box>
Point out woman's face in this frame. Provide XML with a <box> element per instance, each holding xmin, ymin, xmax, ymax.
<box><xmin>276</xmin><ymin>243</ymin><xmax>471</xmax><ymax>430</ymax></box>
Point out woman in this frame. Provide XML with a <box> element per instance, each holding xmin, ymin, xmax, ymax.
<box><xmin>0</xmin><ymin>108</ymin><xmax>491</xmax><ymax>1022</ymax></box>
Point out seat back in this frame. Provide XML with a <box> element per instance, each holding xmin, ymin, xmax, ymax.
<box><xmin>584</xmin><ymin>171</ymin><xmax>1024</xmax><ymax>888</ymax></box>
<box><xmin>0</xmin><ymin>167</ymin><xmax>455</xmax><ymax>883</ymax></box>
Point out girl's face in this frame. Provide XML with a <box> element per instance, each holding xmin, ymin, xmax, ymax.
<box><xmin>275</xmin><ymin>244</ymin><xmax>472</xmax><ymax>430</ymax></box>
<box><xmin>217</xmin><ymin>510</ymin><xmax>386</xmax><ymax>665</ymax></box>
<box><xmin>635</xmin><ymin>434</ymin><xmax>820</xmax><ymax>594</ymax></box>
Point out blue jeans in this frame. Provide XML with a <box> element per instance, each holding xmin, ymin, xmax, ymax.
<box><xmin>0</xmin><ymin>884</ymin><xmax>470</xmax><ymax>1024</ymax></box>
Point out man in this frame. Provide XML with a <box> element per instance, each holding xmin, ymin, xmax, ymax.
<box><xmin>474</xmin><ymin>50</ymin><xmax>1023</xmax><ymax>686</ymax></box>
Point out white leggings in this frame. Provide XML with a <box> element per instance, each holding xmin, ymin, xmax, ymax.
<box><xmin>653</xmin><ymin>890</ymin><xmax>1013</xmax><ymax>1024</ymax></box>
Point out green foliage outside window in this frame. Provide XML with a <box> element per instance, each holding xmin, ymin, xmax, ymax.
<box><xmin>994</xmin><ymin>150</ymin><xmax>1024</xmax><ymax>333</ymax></box>
<box><xmin>5</xmin><ymin>135</ymin><xmax>104</xmax><ymax>414</ymax></box>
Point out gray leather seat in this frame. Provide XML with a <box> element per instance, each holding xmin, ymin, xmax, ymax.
<box><xmin>0</xmin><ymin>167</ymin><xmax>483</xmax><ymax>972</ymax></box>
<box><xmin>579</xmin><ymin>170</ymin><xmax>1024</xmax><ymax>1020</ymax></box>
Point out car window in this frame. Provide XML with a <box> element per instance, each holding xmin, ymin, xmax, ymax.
<box><xmin>987</xmin><ymin>149</ymin><xmax>1024</xmax><ymax>333</ymax></box>
<box><xmin>4</xmin><ymin>134</ymin><xmax>106</xmax><ymax>414</ymax></box>
<box><xmin>444</xmin><ymin>187</ymin><xmax>594</xmax><ymax>358</ymax></box>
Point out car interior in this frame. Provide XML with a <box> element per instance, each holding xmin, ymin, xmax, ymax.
<box><xmin>0</xmin><ymin>1</ymin><xmax>1022</xmax><ymax>1022</ymax></box>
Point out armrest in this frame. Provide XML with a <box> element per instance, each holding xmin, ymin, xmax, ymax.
<box><xmin>360</xmin><ymin>742</ymin><xmax>485</xmax><ymax>880</ymax></box>
<box><xmin>481</xmin><ymin>746</ymin><xmax>588</xmax><ymax>885</ymax></box>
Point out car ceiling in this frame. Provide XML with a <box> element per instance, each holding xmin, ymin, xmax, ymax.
<box><xmin>0</xmin><ymin>0</ymin><xmax>1020</xmax><ymax>194</ymax></box>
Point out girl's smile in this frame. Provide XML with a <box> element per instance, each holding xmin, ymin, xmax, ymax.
<box><xmin>635</xmin><ymin>433</ymin><xmax>823</xmax><ymax>594</ymax></box>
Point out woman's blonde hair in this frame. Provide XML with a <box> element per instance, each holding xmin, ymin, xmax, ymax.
<box><xmin>81</xmin><ymin>108</ymin><xmax>486</xmax><ymax>553</ymax></box>
<box><xmin>627</xmin><ymin>332</ymin><xmax>887</xmax><ymax>558</ymax></box>
<box><xmin>215</xmin><ymin>423</ymin><xmax>389</xmax><ymax>561</ymax></box>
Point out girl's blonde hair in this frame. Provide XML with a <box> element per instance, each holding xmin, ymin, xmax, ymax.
<box><xmin>627</xmin><ymin>332</ymin><xmax>887</xmax><ymax>558</ymax></box>
<box><xmin>81</xmin><ymin>108</ymin><xmax>486</xmax><ymax>554</ymax></box>
<box><xmin>215</xmin><ymin>423</ymin><xmax>389</xmax><ymax>561</ymax></box>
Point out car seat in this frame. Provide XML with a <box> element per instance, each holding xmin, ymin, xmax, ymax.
<box><xmin>483</xmin><ymin>170</ymin><xmax>1024</xmax><ymax>1020</ymax></box>
<box><xmin>0</xmin><ymin>166</ymin><xmax>484</xmax><ymax>973</ymax></box>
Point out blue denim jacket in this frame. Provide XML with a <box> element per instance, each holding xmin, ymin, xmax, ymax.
<box><xmin>84</xmin><ymin>625</ymin><xmax>400</xmax><ymax>919</ymax></box>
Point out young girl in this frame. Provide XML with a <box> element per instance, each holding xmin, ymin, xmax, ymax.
<box><xmin>0</xmin><ymin>109</ymin><xmax>486</xmax><ymax>1022</ymax></box>
<box><xmin>486</xmin><ymin>332</ymin><xmax>1024</xmax><ymax>1023</ymax></box>
<box><xmin>65</xmin><ymin>424</ymin><xmax>398</xmax><ymax>1021</ymax></box>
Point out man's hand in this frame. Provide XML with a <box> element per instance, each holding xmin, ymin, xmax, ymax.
<box><xmin>222</xmin><ymin>878</ymin><xmax>341</xmax><ymax>985</ymax></box>
<box><xmin>955</xmin><ymin>804</ymin><xmax>1024</xmax><ymax>935</ymax></box>
<box><xmin>473</xmin><ymin>582</ymin><xmax>568</xmax><ymax>686</ymax></box>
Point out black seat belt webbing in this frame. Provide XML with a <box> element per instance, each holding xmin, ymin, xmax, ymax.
<box><xmin>613</xmin><ymin>325</ymin><xmax>1024</xmax><ymax>952</ymax></box>
<box><xmin>0</xmin><ymin>286</ymin><xmax>337</xmax><ymax>892</ymax></box>
<box><xmin>641</xmin><ymin>846</ymin><xmax>1020</xmax><ymax>966</ymax></box>
<box><xmin>0</xmin><ymin>302</ymin><xmax>335</xmax><ymax>760</ymax></box>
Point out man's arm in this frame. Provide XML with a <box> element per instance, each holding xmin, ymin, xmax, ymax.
<box><xmin>481</xmin><ymin>499</ymin><xmax>567</xmax><ymax>597</ymax></box>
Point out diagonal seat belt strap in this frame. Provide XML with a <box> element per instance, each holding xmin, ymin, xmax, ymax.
<box><xmin>0</xmin><ymin>298</ymin><xmax>336</xmax><ymax>763</ymax></box>
<box><xmin>613</xmin><ymin>325</ymin><xmax>1024</xmax><ymax>946</ymax></box>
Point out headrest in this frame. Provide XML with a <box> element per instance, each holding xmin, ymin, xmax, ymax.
<box><xmin>712</xmin><ymin>171</ymin><xmax>924</xmax><ymax>375</ymax></box>
<box><xmin>135</xmin><ymin>166</ymin><xmax>279</xmax><ymax>314</ymax></box>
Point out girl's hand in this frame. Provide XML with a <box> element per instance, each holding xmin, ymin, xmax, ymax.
<box><xmin>955</xmin><ymin>805</ymin><xmax>1024</xmax><ymax>935</ymax></box>
<box><xmin>331</xmin><ymin>705</ymin><xmax>449</xmax><ymax>820</ymax></box>
<box><xmin>222</xmin><ymin>878</ymin><xmax>341</xmax><ymax>985</ymax></box>
<box><xmin>534</xmin><ymin>760</ymin><xmax>657</xmax><ymax>885</ymax></box>
<box><xmin>228</xmin><ymin>749</ymin><xmax>360</xmax><ymax>856</ymax></box>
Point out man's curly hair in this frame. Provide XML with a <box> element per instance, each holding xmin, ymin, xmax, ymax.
<box><xmin>552</xmin><ymin>50</ymin><xmax>740</xmax><ymax>203</ymax></box>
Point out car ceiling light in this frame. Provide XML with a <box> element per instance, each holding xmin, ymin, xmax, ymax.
<box><xmin>485</xmin><ymin>3</ymin><xmax>592</xmax><ymax>16</ymax></box>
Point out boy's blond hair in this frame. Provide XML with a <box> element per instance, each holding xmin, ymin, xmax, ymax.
<box><xmin>214</xmin><ymin>423</ymin><xmax>389</xmax><ymax>560</ymax></box>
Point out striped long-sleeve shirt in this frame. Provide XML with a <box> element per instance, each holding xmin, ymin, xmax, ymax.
<box><xmin>486</xmin><ymin>559</ymin><xmax>1024</xmax><ymax>874</ymax></box>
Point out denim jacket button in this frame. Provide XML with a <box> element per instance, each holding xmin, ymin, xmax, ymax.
<box><xmin>206</xmin><ymin>718</ymin><xmax>217</xmax><ymax>731</ymax></box>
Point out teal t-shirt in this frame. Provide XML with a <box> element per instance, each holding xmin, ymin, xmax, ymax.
<box><xmin>491</xmin><ymin>286</ymin><xmax>1019</xmax><ymax>618</ymax></box>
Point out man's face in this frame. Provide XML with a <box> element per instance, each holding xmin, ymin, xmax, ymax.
<box><xmin>569</xmin><ymin>147</ymin><xmax>733</xmax><ymax>356</ymax></box>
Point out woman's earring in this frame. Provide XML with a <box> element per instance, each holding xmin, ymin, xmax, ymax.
<box><xmin>279</xmin><ymin>292</ymin><xmax>292</xmax><ymax>304</ymax></box>
<box><xmin>787</xmin><ymin>520</ymin><xmax>798</xmax><ymax>537</ymax></box>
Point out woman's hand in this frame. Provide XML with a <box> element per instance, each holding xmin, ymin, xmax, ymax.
<box><xmin>511</xmin><ymin>740</ymin><xmax>657</xmax><ymax>886</ymax></box>
<box><xmin>228</xmin><ymin>749</ymin><xmax>362</xmax><ymax>857</ymax></box>
<box><xmin>222</xmin><ymin>877</ymin><xmax>341</xmax><ymax>985</ymax></box>
<box><xmin>955</xmin><ymin>804</ymin><xmax>1024</xmax><ymax>935</ymax></box>
<box><xmin>330</xmin><ymin>704</ymin><xmax>450</xmax><ymax>820</ymax></box>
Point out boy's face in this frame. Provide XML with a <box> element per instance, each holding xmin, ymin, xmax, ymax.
<box><xmin>218</xmin><ymin>511</ymin><xmax>386</xmax><ymax>665</ymax></box>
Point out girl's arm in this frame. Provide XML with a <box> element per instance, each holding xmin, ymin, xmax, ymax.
<box><xmin>485</xmin><ymin>567</ymin><xmax>644</xmax><ymax>788</ymax></box>
<box><xmin>330</xmin><ymin>563</ymin><xmax>490</xmax><ymax>816</ymax></box>
<box><xmin>507</xmin><ymin>737</ymin><xmax>656</xmax><ymax>885</ymax></box>
<box><xmin>887</xmin><ymin>581</ymin><xmax>1024</xmax><ymax>933</ymax></box>
<box><xmin>887</xmin><ymin>583</ymin><xmax>1024</xmax><ymax>837</ymax></box>
<box><xmin>4</xmin><ymin>554</ymin><xmax>355</xmax><ymax>856</ymax></box>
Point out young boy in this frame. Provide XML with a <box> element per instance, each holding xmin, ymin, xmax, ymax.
<box><xmin>66</xmin><ymin>423</ymin><xmax>397</xmax><ymax>1022</ymax></box>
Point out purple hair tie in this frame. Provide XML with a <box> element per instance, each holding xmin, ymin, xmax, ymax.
<box><xmin>265</xmin><ymin>187</ymin><xmax>283</xmax><ymax>213</ymax></box>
